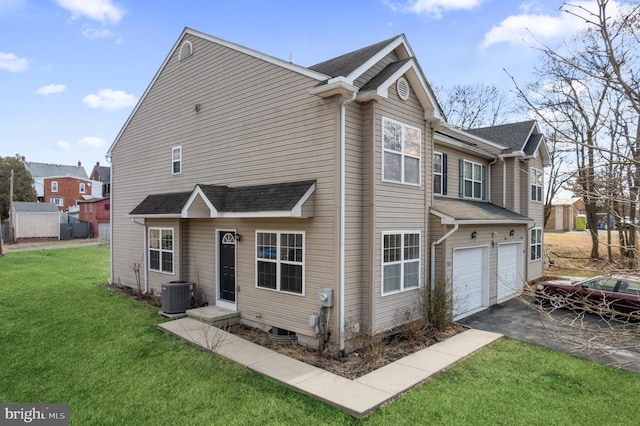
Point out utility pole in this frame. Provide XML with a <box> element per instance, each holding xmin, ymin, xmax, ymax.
<box><xmin>8</xmin><ymin>169</ymin><xmax>13</xmax><ymax>244</ymax></box>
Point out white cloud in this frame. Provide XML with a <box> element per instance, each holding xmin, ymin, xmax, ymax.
<box><xmin>82</xmin><ymin>89</ymin><xmax>137</xmax><ymax>111</ymax></box>
<box><xmin>79</xmin><ymin>136</ymin><xmax>106</xmax><ymax>148</ymax></box>
<box><xmin>55</xmin><ymin>0</ymin><xmax>124</xmax><ymax>24</ymax></box>
<box><xmin>0</xmin><ymin>52</ymin><xmax>28</xmax><ymax>72</ymax></box>
<box><xmin>82</xmin><ymin>25</ymin><xmax>115</xmax><ymax>40</ymax></box>
<box><xmin>480</xmin><ymin>1</ymin><xmax>621</xmax><ymax>49</ymax></box>
<box><xmin>35</xmin><ymin>84</ymin><xmax>66</xmax><ymax>95</ymax></box>
<box><xmin>384</xmin><ymin>0</ymin><xmax>484</xmax><ymax>18</ymax></box>
<box><xmin>56</xmin><ymin>140</ymin><xmax>72</xmax><ymax>150</ymax></box>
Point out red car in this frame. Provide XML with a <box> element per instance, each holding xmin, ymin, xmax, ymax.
<box><xmin>536</xmin><ymin>275</ymin><xmax>640</xmax><ymax>318</ymax></box>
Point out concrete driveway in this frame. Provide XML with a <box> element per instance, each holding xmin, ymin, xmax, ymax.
<box><xmin>457</xmin><ymin>298</ymin><xmax>640</xmax><ymax>374</ymax></box>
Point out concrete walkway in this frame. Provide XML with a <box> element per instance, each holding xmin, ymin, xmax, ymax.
<box><xmin>158</xmin><ymin>317</ymin><xmax>501</xmax><ymax>418</ymax></box>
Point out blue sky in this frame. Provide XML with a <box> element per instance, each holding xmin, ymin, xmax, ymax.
<box><xmin>0</xmin><ymin>0</ymin><xmax>607</xmax><ymax>175</ymax></box>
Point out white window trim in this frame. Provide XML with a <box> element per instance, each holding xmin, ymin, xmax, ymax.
<box><xmin>531</xmin><ymin>168</ymin><xmax>543</xmax><ymax>202</ymax></box>
<box><xmin>172</xmin><ymin>146</ymin><xmax>182</xmax><ymax>175</ymax></box>
<box><xmin>530</xmin><ymin>227</ymin><xmax>543</xmax><ymax>262</ymax></box>
<box><xmin>51</xmin><ymin>197</ymin><xmax>63</xmax><ymax>206</ymax></box>
<box><xmin>255</xmin><ymin>230</ymin><xmax>305</xmax><ymax>296</ymax></box>
<box><xmin>381</xmin><ymin>230</ymin><xmax>421</xmax><ymax>296</ymax></box>
<box><xmin>51</xmin><ymin>181</ymin><xmax>58</xmax><ymax>192</ymax></box>
<box><xmin>434</xmin><ymin>152</ymin><xmax>443</xmax><ymax>195</ymax></box>
<box><xmin>463</xmin><ymin>159</ymin><xmax>483</xmax><ymax>199</ymax></box>
<box><xmin>382</xmin><ymin>117</ymin><xmax>422</xmax><ymax>186</ymax></box>
<box><xmin>79</xmin><ymin>182</ymin><xmax>86</xmax><ymax>194</ymax></box>
<box><xmin>148</xmin><ymin>227</ymin><xmax>175</xmax><ymax>274</ymax></box>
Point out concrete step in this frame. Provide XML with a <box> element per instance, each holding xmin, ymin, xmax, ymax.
<box><xmin>186</xmin><ymin>305</ymin><xmax>240</xmax><ymax>328</ymax></box>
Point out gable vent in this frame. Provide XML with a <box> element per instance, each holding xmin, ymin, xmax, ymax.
<box><xmin>397</xmin><ymin>77</ymin><xmax>410</xmax><ymax>101</ymax></box>
<box><xmin>179</xmin><ymin>40</ymin><xmax>193</xmax><ymax>60</ymax></box>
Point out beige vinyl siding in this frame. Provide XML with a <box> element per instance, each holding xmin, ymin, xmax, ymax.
<box><xmin>370</xmin><ymin>77</ymin><xmax>429</xmax><ymax>334</ymax></box>
<box><xmin>343</xmin><ymin>100</ymin><xmax>369</xmax><ymax>333</ymax></box>
<box><xmin>489</xmin><ymin>159</ymin><xmax>505</xmax><ymax>207</ymax></box>
<box><xmin>110</xmin><ymin>34</ymin><xmax>340</xmax><ymax>339</ymax></box>
<box><xmin>525</xmin><ymin>155</ymin><xmax>545</xmax><ymax>281</ymax></box>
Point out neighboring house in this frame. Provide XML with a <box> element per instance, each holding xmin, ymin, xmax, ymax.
<box><xmin>23</xmin><ymin>159</ymin><xmax>88</xmax><ymax>202</ymax></box>
<box><xmin>78</xmin><ymin>197</ymin><xmax>111</xmax><ymax>241</ymax></box>
<box><xmin>89</xmin><ymin>162</ymin><xmax>111</xmax><ymax>197</ymax></box>
<box><xmin>545</xmin><ymin>197</ymin><xmax>584</xmax><ymax>231</ymax></box>
<box><xmin>10</xmin><ymin>202</ymin><xmax>60</xmax><ymax>241</ymax></box>
<box><xmin>43</xmin><ymin>176</ymin><xmax>102</xmax><ymax>213</ymax></box>
<box><xmin>107</xmin><ymin>29</ymin><xmax>549</xmax><ymax>351</ymax></box>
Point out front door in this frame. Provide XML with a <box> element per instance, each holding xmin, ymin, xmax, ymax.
<box><xmin>219</xmin><ymin>231</ymin><xmax>236</xmax><ymax>306</ymax></box>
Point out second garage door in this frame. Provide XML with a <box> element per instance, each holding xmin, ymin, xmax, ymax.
<box><xmin>497</xmin><ymin>242</ymin><xmax>523</xmax><ymax>302</ymax></box>
<box><xmin>453</xmin><ymin>246</ymin><xmax>488</xmax><ymax>320</ymax></box>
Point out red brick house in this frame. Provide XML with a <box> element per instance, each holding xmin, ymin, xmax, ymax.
<box><xmin>43</xmin><ymin>176</ymin><xmax>96</xmax><ymax>212</ymax></box>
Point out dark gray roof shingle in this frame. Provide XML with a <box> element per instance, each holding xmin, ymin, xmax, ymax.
<box><xmin>308</xmin><ymin>35</ymin><xmax>401</xmax><ymax>78</ymax></box>
<box><xmin>431</xmin><ymin>198</ymin><xmax>533</xmax><ymax>223</ymax></box>
<box><xmin>130</xmin><ymin>180</ymin><xmax>315</xmax><ymax>216</ymax></box>
<box><xmin>466</xmin><ymin>120</ymin><xmax>536</xmax><ymax>153</ymax></box>
<box><xmin>360</xmin><ymin>59</ymin><xmax>411</xmax><ymax>91</ymax></box>
<box><xmin>129</xmin><ymin>191</ymin><xmax>191</xmax><ymax>215</ymax></box>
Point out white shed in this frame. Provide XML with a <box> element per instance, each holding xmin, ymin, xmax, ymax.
<box><xmin>11</xmin><ymin>202</ymin><xmax>60</xmax><ymax>240</ymax></box>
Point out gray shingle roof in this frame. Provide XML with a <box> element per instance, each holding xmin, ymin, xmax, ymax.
<box><xmin>130</xmin><ymin>180</ymin><xmax>316</xmax><ymax>216</ymax></box>
<box><xmin>91</xmin><ymin>165</ymin><xmax>111</xmax><ymax>182</ymax></box>
<box><xmin>360</xmin><ymin>59</ymin><xmax>411</xmax><ymax>91</ymax></box>
<box><xmin>431</xmin><ymin>198</ymin><xmax>533</xmax><ymax>224</ymax></box>
<box><xmin>12</xmin><ymin>201</ymin><xmax>60</xmax><ymax>213</ymax></box>
<box><xmin>308</xmin><ymin>35</ymin><xmax>401</xmax><ymax>78</ymax></box>
<box><xmin>24</xmin><ymin>162</ymin><xmax>88</xmax><ymax>179</ymax></box>
<box><xmin>129</xmin><ymin>191</ymin><xmax>192</xmax><ymax>215</ymax></box>
<box><xmin>465</xmin><ymin>120</ymin><xmax>537</xmax><ymax>153</ymax></box>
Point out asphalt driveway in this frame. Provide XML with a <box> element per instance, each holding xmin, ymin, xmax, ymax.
<box><xmin>457</xmin><ymin>298</ymin><xmax>640</xmax><ymax>374</ymax></box>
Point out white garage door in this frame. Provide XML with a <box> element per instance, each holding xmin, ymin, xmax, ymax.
<box><xmin>497</xmin><ymin>242</ymin><xmax>523</xmax><ymax>301</ymax></box>
<box><xmin>453</xmin><ymin>247</ymin><xmax>487</xmax><ymax>319</ymax></box>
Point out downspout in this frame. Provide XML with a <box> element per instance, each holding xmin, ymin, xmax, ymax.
<box><xmin>339</xmin><ymin>92</ymin><xmax>356</xmax><ymax>351</ymax></box>
<box><xmin>105</xmin><ymin>154</ymin><xmax>114</xmax><ymax>285</ymax></box>
<box><xmin>430</xmin><ymin>224</ymin><xmax>459</xmax><ymax>295</ymax></box>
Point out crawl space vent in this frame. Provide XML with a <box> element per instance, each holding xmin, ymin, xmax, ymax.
<box><xmin>397</xmin><ymin>77</ymin><xmax>410</xmax><ymax>101</ymax></box>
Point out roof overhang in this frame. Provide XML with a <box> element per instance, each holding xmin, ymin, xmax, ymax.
<box><xmin>434</xmin><ymin>132</ymin><xmax>498</xmax><ymax>160</ymax></box>
<box><xmin>308</xmin><ymin>77</ymin><xmax>358</xmax><ymax>98</ymax></box>
<box><xmin>430</xmin><ymin>199</ymin><xmax>534</xmax><ymax>225</ymax></box>
<box><xmin>130</xmin><ymin>180</ymin><xmax>316</xmax><ymax>219</ymax></box>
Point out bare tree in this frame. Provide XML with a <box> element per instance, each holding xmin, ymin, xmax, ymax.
<box><xmin>510</xmin><ymin>1</ymin><xmax>640</xmax><ymax>263</ymax></box>
<box><xmin>433</xmin><ymin>83</ymin><xmax>525</xmax><ymax>129</ymax></box>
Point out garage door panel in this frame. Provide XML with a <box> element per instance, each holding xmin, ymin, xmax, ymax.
<box><xmin>497</xmin><ymin>243</ymin><xmax>523</xmax><ymax>301</ymax></box>
<box><xmin>453</xmin><ymin>247</ymin><xmax>486</xmax><ymax>319</ymax></box>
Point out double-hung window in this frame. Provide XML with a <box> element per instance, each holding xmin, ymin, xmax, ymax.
<box><xmin>51</xmin><ymin>181</ymin><xmax>58</xmax><ymax>192</ymax></box>
<box><xmin>172</xmin><ymin>146</ymin><xmax>182</xmax><ymax>174</ymax></box>
<box><xmin>530</xmin><ymin>228</ymin><xmax>542</xmax><ymax>261</ymax></box>
<box><xmin>256</xmin><ymin>231</ymin><xmax>304</xmax><ymax>294</ymax></box>
<box><xmin>382</xmin><ymin>232</ymin><xmax>420</xmax><ymax>295</ymax></box>
<box><xmin>149</xmin><ymin>228</ymin><xmax>174</xmax><ymax>273</ymax></box>
<box><xmin>461</xmin><ymin>160</ymin><xmax>484</xmax><ymax>199</ymax></box>
<box><xmin>79</xmin><ymin>183</ymin><xmax>86</xmax><ymax>194</ymax></box>
<box><xmin>382</xmin><ymin>117</ymin><xmax>421</xmax><ymax>185</ymax></box>
<box><xmin>531</xmin><ymin>168</ymin><xmax>543</xmax><ymax>202</ymax></box>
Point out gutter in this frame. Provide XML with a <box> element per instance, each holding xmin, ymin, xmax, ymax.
<box><xmin>430</xmin><ymin>224</ymin><xmax>458</xmax><ymax>295</ymax></box>
<box><xmin>339</xmin><ymin>92</ymin><xmax>356</xmax><ymax>351</ymax></box>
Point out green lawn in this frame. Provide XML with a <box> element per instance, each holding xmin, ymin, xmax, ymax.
<box><xmin>1</xmin><ymin>247</ymin><xmax>638</xmax><ymax>425</ymax></box>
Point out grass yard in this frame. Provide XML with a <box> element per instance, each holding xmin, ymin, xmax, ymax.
<box><xmin>1</xmin><ymin>246</ymin><xmax>639</xmax><ymax>425</ymax></box>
